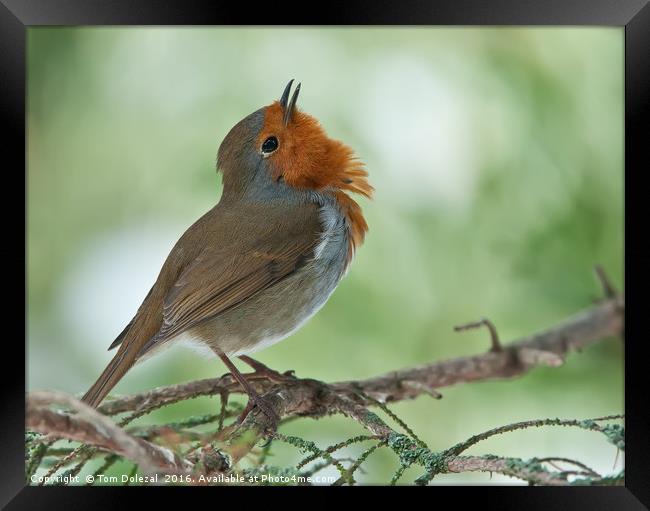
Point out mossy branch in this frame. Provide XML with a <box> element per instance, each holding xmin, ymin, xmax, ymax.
<box><xmin>25</xmin><ymin>270</ymin><xmax>624</xmax><ymax>485</ymax></box>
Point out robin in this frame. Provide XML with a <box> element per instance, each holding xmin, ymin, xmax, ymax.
<box><xmin>82</xmin><ymin>80</ymin><xmax>373</xmax><ymax>422</ymax></box>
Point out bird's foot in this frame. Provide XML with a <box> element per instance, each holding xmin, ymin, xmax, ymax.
<box><xmin>216</xmin><ymin>352</ymin><xmax>281</xmax><ymax>430</ymax></box>
<box><xmin>238</xmin><ymin>355</ymin><xmax>296</xmax><ymax>383</ymax></box>
<box><xmin>237</xmin><ymin>392</ymin><xmax>280</xmax><ymax>428</ymax></box>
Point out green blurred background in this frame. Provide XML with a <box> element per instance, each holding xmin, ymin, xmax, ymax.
<box><xmin>27</xmin><ymin>27</ymin><xmax>623</xmax><ymax>484</ymax></box>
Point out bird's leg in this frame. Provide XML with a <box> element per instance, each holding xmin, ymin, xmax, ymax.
<box><xmin>216</xmin><ymin>352</ymin><xmax>279</xmax><ymax>426</ymax></box>
<box><xmin>238</xmin><ymin>355</ymin><xmax>296</xmax><ymax>382</ymax></box>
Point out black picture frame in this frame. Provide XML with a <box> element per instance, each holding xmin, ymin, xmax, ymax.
<box><xmin>4</xmin><ymin>0</ymin><xmax>647</xmax><ymax>507</ymax></box>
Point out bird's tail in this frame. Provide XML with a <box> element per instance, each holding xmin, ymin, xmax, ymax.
<box><xmin>81</xmin><ymin>350</ymin><xmax>135</xmax><ymax>408</ymax></box>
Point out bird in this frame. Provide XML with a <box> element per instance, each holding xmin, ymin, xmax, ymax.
<box><xmin>81</xmin><ymin>80</ymin><xmax>373</xmax><ymax>422</ymax></box>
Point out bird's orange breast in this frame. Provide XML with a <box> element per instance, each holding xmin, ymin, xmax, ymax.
<box><xmin>257</xmin><ymin>101</ymin><xmax>373</xmax><ymax>262</ymax></box>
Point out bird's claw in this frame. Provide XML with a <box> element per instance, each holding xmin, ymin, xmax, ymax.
<box><xmin>237</xmin><ymin>393</ymin><xmax>280</xmax><ymax>428</ymax></box>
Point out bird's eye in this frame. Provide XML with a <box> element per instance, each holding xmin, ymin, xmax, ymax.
<box><xmin>261</xmin><ymin>136</ymin><xmax>279</xmax><ymax>156</ymax></box>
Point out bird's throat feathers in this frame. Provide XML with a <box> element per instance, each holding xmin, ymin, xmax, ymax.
<box><xmin>259</xmin><ymin>101</ymin><xmax>373</xmax><ymax>256</ymax></box>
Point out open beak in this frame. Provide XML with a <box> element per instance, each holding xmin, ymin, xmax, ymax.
<box><xmin>280</xmin><ymin>79</ymin><xmax>301</xmax><ymax>126</ymax></box>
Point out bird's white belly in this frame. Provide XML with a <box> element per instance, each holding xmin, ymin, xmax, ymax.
<box><xmin>229</xmin><ymin>283</ymin><xmax>338</xmax><ymax>357</ymax></box>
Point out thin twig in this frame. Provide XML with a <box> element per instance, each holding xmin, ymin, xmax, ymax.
<box><xmin>594</xmin><ymin>265</ymin><xmax>617</xmax><ymax>299</ymax></box>
<box><xmin>454</xmin><ymin>317</ymin><xmax>502</xmax><ymax>352</ymax></box>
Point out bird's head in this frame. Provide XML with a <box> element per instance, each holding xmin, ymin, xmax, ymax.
<box><xmin>217</xmin><ymin>80</ymin><xmax>373</xmax><ymax>202</ymax></box>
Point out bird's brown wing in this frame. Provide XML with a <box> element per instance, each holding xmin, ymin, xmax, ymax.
<box><xmin>138</xmin><ymin>208</ymin><xmax>321</xmax><ymax>356</ymax></box>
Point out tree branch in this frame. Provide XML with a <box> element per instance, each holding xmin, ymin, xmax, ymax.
<box><xmin>338</xmin><ymin>295</ymin><xmax>623</xmax><ymax>402</ymax></box>
<box><xmin>27</xmin><ymin>391</ymin><xmax>192</xmax><ymax>475</ymax></box>
<box><xmin>26</xmin><ymin>283</ymin><xmax>624</xmax><ymax>485</ymax></box>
